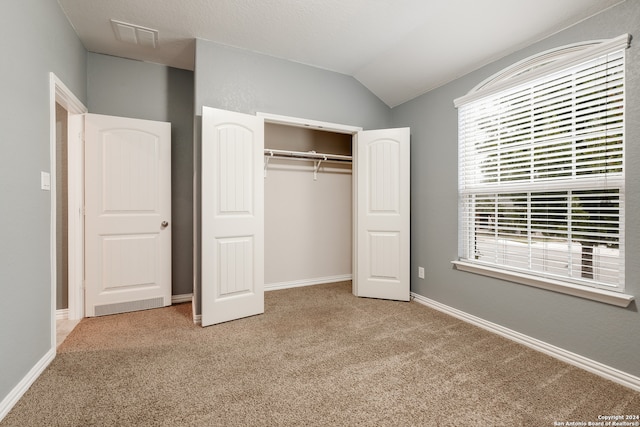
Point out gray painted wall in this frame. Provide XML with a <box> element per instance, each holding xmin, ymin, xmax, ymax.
<box><xmin>0</xmin><ymin>0</ymin><xmax>86</xmax><ymax>406</ymax></box>
<box><xmin>193</xmin><ymin>39</ymin><xmax>392</xmax><ymax>313</ymax></box>
<box><xmin>87</xmin><ymin>53</ymin><xmax>195</xmax><ymax>297</ymax></box>
<box><xmin>392</xmin><ymin>0</ymin><xmax>640</xmax><ymax>376</ymax></box>
<box><xmin>194</xmin><ymin>40</ymin><xmax>392</xmax><ymax>129</ymax></box>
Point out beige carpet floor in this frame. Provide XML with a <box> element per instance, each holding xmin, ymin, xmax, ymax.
<box><xmin>2</xmin><ymin>282</ymin><xmax>639</xmax><ymax>426</ymax></box>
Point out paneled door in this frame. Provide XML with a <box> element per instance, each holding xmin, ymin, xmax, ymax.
<box><xmin>354</xmin><ymin>128</ymin><xmax>410</xmax><ymax>301</ymax></box>
<box><xmin>201</xmin><ymin>107</ymin><xmax>264</xmax><ymax>326</ymax></box>
<box><xmin>84</xmin><ymin>114</ymin><xmax>171</xmax><ymax>316</ymax></box>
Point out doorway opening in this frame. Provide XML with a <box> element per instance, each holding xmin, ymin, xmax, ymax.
<box><xmin>50</xmin><ymin>73</ymin><xmax>87</xmax><ymax>349</ymax></box>
<box><xmin>263</xmin><ymin>123</ymin><xmax>354</xmax><ymax>291</ymax></box>
<box><xmin>54</xmin><ymin>101</ymin><xmax>77</xmax><ymax>346</ymax></box>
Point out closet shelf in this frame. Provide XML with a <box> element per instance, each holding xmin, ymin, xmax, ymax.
<box><xmin>263</xmin><ymin>149</ymin><xmax>352</xmax><ymax>180</ymax></box>
<box><xmin>263</xmin><ymin>148</ymin><xmax>352</xmax><ymax>163</ymax></box>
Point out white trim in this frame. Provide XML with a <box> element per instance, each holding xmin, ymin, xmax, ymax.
<box><xmin>172</xmin><ymin>293</ymin><xmax>193</xmax><ymax>304</ymax></box>
<box><xmin>452</xmin><ymin>260</ymin><xmax>634</xmax><ymax>307</ymax></box>
<box><xmin>257</xmin><ymin>112</ymin><xmax>362</xmax><ymax>134</ymax></box>
<box><xmin>0</xmin><ymin>349</ymin><xmax>55</xmax><ymax>421</ymax></box>
<box><xmin>193</xmin><ymin>314</ymin><xmax>202</xmax><ymax>326</ymax></box>
<box><xmin>265</xmin><ymin>274</ymin><xmax>352</xmax><ymax>291</ymax></box>
<box><xmin>52</xmin><ymin>74</ymin><xmax>87</xmax><ymax>114</ymax></box>
<box><xmin>410</xmin><ymin>292</ymin><xmax>640</xmax><ymax>392</ymax></box>
<box><xmin>455</xmin><ymin>34</ymin><xmax>630</xmax><ymax>107</ymax></box>
<box><xmin>55</xmin><ymin>309</ymin><xmax>69</xmax><ymax>321</ymax></box>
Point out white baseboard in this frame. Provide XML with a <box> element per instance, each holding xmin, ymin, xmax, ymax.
<box><xmin>411</xmin><ymin>292</ymin><xmax>640</xmax><ymax>392</ymax></box>
<box><xmin>193</xmin><ymin>314</ymin><xmax>202</xmax><ymax>326</ymax></box>
<box><xmin>172</xmin><ymin>293</ymin><xmax>193</xmax><ymax>304</ymax></box>
<box><xmin>0</xmin><ymin>348</ymin><xmax>55</xmax><ymax>422</ymax></box>
<box><xmin>265</xmin><ymin>274</ymin><xmax>352</xmax><ymax>291</ymax></box>
<box><xmin>55</xmin><ymin>309</ymin><xmax>68</xmax><ymax>321</ymax></box>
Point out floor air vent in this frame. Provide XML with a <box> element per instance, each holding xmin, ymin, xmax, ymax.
<box><xmin>94</xmin><ymin>297</ymin><xmax>164</xmax><ymax>317</ymax></box>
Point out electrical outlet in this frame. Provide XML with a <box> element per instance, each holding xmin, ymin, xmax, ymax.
<box><xmin>418</xmin><ymin>266</ymin><xmax>425</xmax><ymax>279</ymax></box>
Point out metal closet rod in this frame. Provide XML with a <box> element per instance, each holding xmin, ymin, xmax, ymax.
<box><xmin>263</xmin><ymin>148</ymin><xmax>352</xmax><ymax>163</ymax></box>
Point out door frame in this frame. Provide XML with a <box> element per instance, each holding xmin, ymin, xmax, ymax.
<box><xmin>49</xmin><ymin>73</ymin><xmax>87</xmax><ymax>349</ymax></box>
<box><xmin>256</xmin><ymin>112</ymin><xmax>363</xmax><ymax>294</ymax></box>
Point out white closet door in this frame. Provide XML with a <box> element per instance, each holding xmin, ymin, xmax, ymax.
<box><xmin>201</xmin><ymin>107</ymin><xmax>265</xmax><ymax>326</ymax></box>
<box><xmin>354</xmin><ymin>128</ymin><xmax>410</xmax><ymax>301</ymax></box>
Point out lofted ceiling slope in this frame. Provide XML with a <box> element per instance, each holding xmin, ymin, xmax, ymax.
<box><xmin>57</xmin><ymin>0</ymin><xmax>625</xmax><ymax>107</ymax></box>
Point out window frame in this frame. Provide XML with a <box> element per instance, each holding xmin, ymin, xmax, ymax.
<box><xmin>453</xmin><ymin>34</ymin><xmax>634</xmax><ymax>307</ymax></box>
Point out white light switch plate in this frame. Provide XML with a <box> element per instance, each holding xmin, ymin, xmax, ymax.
<box><xmin>418</xmin><ymin>266</ymin><xmax>425</xmax><ymax>279</ymax></box>
<box><xmin>41</xmin><ymin>171</ymin><xmax>51</xmax><ymax>191</ymax></box>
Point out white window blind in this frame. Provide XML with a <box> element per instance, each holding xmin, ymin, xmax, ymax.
<box><xmin>456</xmin><ymin>37</ymin><xmax>627</xmax><ymax>292</ymax></box>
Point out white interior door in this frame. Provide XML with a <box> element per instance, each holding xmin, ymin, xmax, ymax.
<box><xmin>354</xmin><ymin>127</ymin><xmax>410</xmax><ymax>301</ymax></box>
<box><xmin>201</xmin><ymin>107</ymin><xmax>264</xmax><ymax>326</ymax></box>
<box><xmin>84</xmin><ymin>114</ymin><xmax>171</xmax><ymax>317</ymax></box>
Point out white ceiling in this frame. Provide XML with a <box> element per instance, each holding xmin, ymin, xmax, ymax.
<box><xmin>57</xmin><ymin>0</ymin><xmax>624</xmax><ymax>108</ymax></box>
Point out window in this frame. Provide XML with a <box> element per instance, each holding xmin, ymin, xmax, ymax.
<box><xmin>454</xmin><ymin>35</ymin><xmax>630</xmax><ymax>296</ymax></box>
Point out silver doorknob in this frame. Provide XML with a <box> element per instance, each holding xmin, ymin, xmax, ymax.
<box><xmin>161</xmin><ymin>221</ymin><xmax>169</xmax><ymax>227</ymax></box>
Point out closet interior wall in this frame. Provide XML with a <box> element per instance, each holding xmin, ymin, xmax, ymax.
<box><xmin>264</xmin><ymin>123</ymin><xmax>353</xmax><ymax>288</ymax></box>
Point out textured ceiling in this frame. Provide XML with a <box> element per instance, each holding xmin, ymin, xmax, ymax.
<box><xmin>57</xmin><ymin>0</ymin><xmax>624</xmax><ymax>107</ymax></box>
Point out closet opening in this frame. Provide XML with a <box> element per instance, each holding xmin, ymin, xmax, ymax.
<box><xmin>263</xmin><ymin>123</ymin><xmax>354</xmax><ymax>291</ymax></box>
<box><xmin>200</xmin><ymin>107</ymin><xmax>409</xmax><ymax>326</ymax></box>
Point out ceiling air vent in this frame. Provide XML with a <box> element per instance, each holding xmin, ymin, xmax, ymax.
<box><xmin>110</xmin><ymin>19</ymin><xmax>158</xmax><ymax>48</ymax></box>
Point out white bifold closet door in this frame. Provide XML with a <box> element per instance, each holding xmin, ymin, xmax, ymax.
<box><xmin>354</xmin><ymin>128</ymin><xmax>410</xmax><ymax>301</ymax></box>
<box><xmin>201</xmin><ymin>107</ymin><xmax>265</xmax><ymax>326</ymax></box>
<box><xmin>200</xmin><ymin>107</ymin><xmax>410</xmax><ymax>326</ymax></box>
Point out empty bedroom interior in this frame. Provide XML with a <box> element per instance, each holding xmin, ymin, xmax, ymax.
<box><xmin>1</xmin><ymin>0</ymin><xmax>640</xmax><ymax>423</ymax></box>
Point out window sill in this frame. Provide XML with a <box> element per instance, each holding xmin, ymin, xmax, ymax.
<box><xmin>451</xmin><ymin>260</ymin><xmax>634</xmax><ymax>308</ymax></box>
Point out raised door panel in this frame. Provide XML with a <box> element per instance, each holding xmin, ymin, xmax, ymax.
<box><xmin>217</xmin><ymin>236</ymin><xmax>254</xmax><ymax>297</ymax></box>
<box><xmin>101</xmin><ymin>234</ymin><xmax>157</xmax><ymax>290</ymax></box>
<box><xmin>368</xmin><ymin>140</ymin><xmax>400</xmax><ymax>213</ymax></box>
<box><xmin>101</xmin><ymin>130</ymin><xmax>159</xmax><ymax>213</ymax></box>
<box><xmin>217</xmin><ymin>126</ymin><xmax>254</xmax><ymax>215</ymax></box>
<box><xmin>369</xmin><ymin>232</ymin><xmax>401</xmax><ymax>280</ymax></box>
